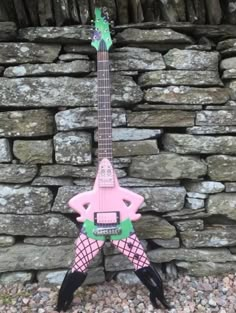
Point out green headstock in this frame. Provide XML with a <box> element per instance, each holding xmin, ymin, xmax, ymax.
<box><xmin>91</xmin><ymin>7</ymin><xmax>112</xmax><ymax>51</ymax></box>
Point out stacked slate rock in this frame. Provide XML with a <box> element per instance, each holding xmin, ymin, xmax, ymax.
<box><xmin>0</xmin><ymin>0</ymin><xmax>236</xmax><ymax>26</ymax></box>
<box><xmin>0</xmin><ymin>21</ymin><xmax>236</xmax><ymax>286</ymax></box>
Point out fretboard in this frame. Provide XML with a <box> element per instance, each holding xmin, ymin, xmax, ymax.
<box><xmin>97</xmin><ymin>49</ymin><xmax>112</xmax><ymax>163</ymax></box>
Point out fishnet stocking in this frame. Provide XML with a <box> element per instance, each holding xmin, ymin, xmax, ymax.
<box><xmin>111</xmin><ymin>233</ymin><xmax>150</xmax><ymax>270</ymax></box>
<box><xmin>72</xmin><ymin>233</ymin><xmax>104</xmax><ymax>272</ymax></box>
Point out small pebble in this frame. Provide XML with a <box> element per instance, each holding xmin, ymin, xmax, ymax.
<box><xmin>0</xmin><ymin>273</ymin><xmax>235</xmax><ymax>312</ymax></box>
<box><xmin>209</xmin><ymin>298</ymin><xmax>217</xmax><ymax>307</ymax></box>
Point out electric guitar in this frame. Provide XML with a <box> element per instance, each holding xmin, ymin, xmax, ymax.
<box><xmin>56</xmin><ymin>8</ymin><xmax>171</xmax><ymax>312</ymax></box>
<box><xmin>68</xmin><ymin>7</ymin><xmax>144</xmax><ymax>241</ymax></box>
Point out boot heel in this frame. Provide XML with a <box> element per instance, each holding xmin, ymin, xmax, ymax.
<box><xmin>56</xmin><ymin>269</ymin><xmax>87</xmax><ymax>312</ymax></box>
<box><xmin>134</xmin><ymin>265</ymin><xmax>172</xmax><ymax>310</ymax></box>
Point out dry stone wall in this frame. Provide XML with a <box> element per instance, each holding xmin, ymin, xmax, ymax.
<box><xmin>0</xmin><ymin>0</ymin><xmax>236</xmax><ymax>27</ymax></box>
<box><xmin>0</xmin><ymin>21</ymin><xmax>236</xmax><ymax>285</ymax></box>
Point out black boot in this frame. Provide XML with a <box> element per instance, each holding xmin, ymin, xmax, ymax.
<box><xmin>56</xmin><ymin>269</ymin><xmax>87</xmax><ymax>312</ymax></box>
<box><xmin>134</xmin><ymin>265</ymin><xmax>172</xmax><ymax>310</ymax></box>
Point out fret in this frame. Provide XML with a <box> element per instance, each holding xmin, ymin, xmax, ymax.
<box><xmin>97</xmin><ymin>51</ymin><xmax>113</xmax><ymax>161</ymax></box>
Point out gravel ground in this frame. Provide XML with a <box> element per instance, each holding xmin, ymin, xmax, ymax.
<box><xmin>0</xmin><ymin>273</ymin><xmax>235</xmax><ymax>313</ymax></box>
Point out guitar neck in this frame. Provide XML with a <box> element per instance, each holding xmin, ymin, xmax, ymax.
<box><xmin>97</xmin><ymin>50</ymin><xmax>112</xmax><ymax>163</ymax></box>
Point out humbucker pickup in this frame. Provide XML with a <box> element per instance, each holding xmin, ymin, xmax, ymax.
<box><xmin>93</xmin><ymin>211</ymin><xmax>121</xmax><ymax>236</ymax></box>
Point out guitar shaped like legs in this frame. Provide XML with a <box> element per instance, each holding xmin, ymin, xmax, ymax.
<box><xmin>56</xmin><ymin>7</ymin><xmax>171</xmax><ymax>312</ymax></box>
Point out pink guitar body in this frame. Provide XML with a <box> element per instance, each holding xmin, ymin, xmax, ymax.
<box><xmin>69</xmin><ymin>158</ymin><xmax>144</xmax><ymax>241</ymax></box>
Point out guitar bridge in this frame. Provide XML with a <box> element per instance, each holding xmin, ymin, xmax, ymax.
<box><xmin>93</xmin><ymin>211</ymin><xmax>121</xmax><ymax>236</ymax></box>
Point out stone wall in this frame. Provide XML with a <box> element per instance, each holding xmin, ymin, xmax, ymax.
<box><xmin>0</xmin><ymin>0</ymin><xmax>235</xmax><ymax>27</ymax></box>
<box><xmin>0</xmin><ymin>21</ymin><xmax>236</xmax><ymax>285</ymax></box>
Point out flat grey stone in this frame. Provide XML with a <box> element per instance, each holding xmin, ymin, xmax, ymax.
<box><xmin>116</xmin><ymin>271</ymin><xmax>141</xmax><ymax>284</ymax></box>
<box><xmin>186</xmin><ymin>192</ymin><xmax>208</xmax><ymax>199</ymax></box>
<box><xmin>112</xmin><ymin>140</ymin><xmax>159</xmax><ymax>157</ymax></box>
<box><xmin>184</xmin><ymin>181</ymin><xmax>225</xmax><ymax>194</ymax></box>
<box><xmin>40</xmin><ymin>165</ymin><xmax>97</xmax><ymax>178</ymax></box>
<box><xmin>0</xmin><ymin>243</ymin><xmax>101</xmax><ymax>272</ymax></box>
<box><xmin>18</xmin><ymin>26</ymin><xmax>91</xmax><ymax>43</ymax></box>
<box><xmin>221</xmin><ymin>57</ymin><xmax>236</xmax><ymax>70</ymax></box>
<box><xmin>129</xmin><ymin>154</ymin><xmax>207</xmax><ymax>180</ymax></box>
<box><xmin>54</xmin><ymin>131</ymin><xmax>92</xmax><ymax>165</ymax></box>
<box><xmin>187</xmin><ymin>125</ymin><xmax>236</xmax><ymax>135</ymax></box>
<box><xmin>0</xmin><ymin>185</ymin><xmax>52</xmax><ymax>214</ymax></box>
<box><xmin>221</xmin><ymin>47</ymin><xmax>236</xmax><ymax>58</ymax></box>
<box><xmin>37</xmin><ymin>267</ymin><xmax>105</xmax><ymax>285</ymax></box>
<box><xmin>207</xmin><ymin>193</ymin><xmax>236</xmax><ymax>221</ymax></box>
<box><xmin>151</xmin><ymin>237</ymin><xmax>180</xmax><ymax>248</ymax></box>
<box><xmin>0</xmin><ymin>272</ymin><xmax>33</xmax><ymax>284</ymax></box>
<box><xmin>95</xmin><ymin>128</ymin><xmax>162</xmax><ymax>142</ymax></box>
<box><xmin>59</xmin><ymin>53</ymin><xmax>89</xmax><ymax>61</ymax></box>
<box><xmin>52</xmin><ymin>186</ymin><xmax>85</xmax><ymax>213</ymax></box>
<box><xmin>174</xmin><ymin>220</ymin><xmax>204</xmax><ymax>232</ymax></box>
<box><xmin>0</xmin><ymin>214</ymin><xmax>77</xmax><ymax>237</ymax></box>
<box><xmin>148</xmin><ymin>247</ymin><xmax>236</xmax><ymax>263</ymax></box>
<box><xmin>163</xmin><ymin>133</ymin><xmax>236</xmax><ymax>154</ymax></box>
<box><xmin>116</xmin><ymin>28</ymin><xmax>193</xmax><ymax>44</ymax></box>
<box><xmin>4</xmin><ymin>60</ymin><xmax>95</xmax><ymax>77</ymax></box>
<box><xmin>225</xmin><ymin>183</ymin><xmax>236</xmax><ymax>192</ymax></box>
<box><xmin>64</xmin><ymin>44</ymin><xmax>95</xmax><ymax>55</ymax></box>
<box><xmin>0</xmin><ymin>43</ymin><xmax>60</xmax><ymax>64</ymax></box>
<box><xmin>134</xmin><ymin>214</ymin><xmax>176</xmax><ymax>240</ymax></box>
<box><xmin>0</xmin><ymin>165</ymin><xmax>38</xmax><ymax>183</ymax></box>
<box><xmin>185</xmin><ymin>198</ymin><xmax>204</xmax><ymax>210</ymax></box>
<box><xmin>0</xmin><ymin>139</ymin><xmax>12</xmax><ymax>162</ymax></box>
<box><xmin>177</xmin><ymin>261</ymin><xmax>236</xmax><ymax>276</ymax></box>
<box><xmin>163</xmin><ymin>208</ymin><xmax>209</xmax><ymax>221</ymax></box>
<box><xmin>0</xmin><ymin>109</ymin><xmax>54</xmax><ymax>137</ymax></box>
<box><xmin>222</xmin><ymin>69</ymin><xmax>236</xmax><ymax>79</ymax></box>
<box><xmin>0</xmin><ymin>76</ymin><xmax>142</xmax><ymax>108</ymax></box>
<box><xmin>119</xmin><ymin>177</ymin><xmax>180</xmax><ymax>187</ymax></box>
<box><xmin>110</xmin><ymin>47</ymin><xmax>165</xmax><ymax>71</ymax></box>
<box><xmin>207</xmin><ymin>155</ymin><xmax>236</xmax><ymax>181</ymax></box>
<box><xmin>0</xmin><ymin>236</ymin><xmax>15</xmax><ymax>247</ymax></box>
<box><xmin>32</xmin><ymin>177</ymin><xmax>73</xmax><ymax>186</ymax></box>
<box><xmin>180</xmin><ymin>226</ymin><xmax>236</xmax><ymax>248</ymax></box>
<box><xmin>13</xmin><ymin>140</ymin><xmax>53</xmax><ymax>164</ymax></box>
<box><xmin>105</xmin><ymin>254</ymin><xmax>135</xmax><ymax>271</ymax></box>
<box><xmin>144</xmin><ymin>86</ymin><xmax>229</xmax><ymax>104</ymax></box>
<box><xmin>24</xmin><ymin>237</ymin><xmax>74</xmax><ymax>246</ymax></box>
<box><xmin>56</xmin><ymin>108</ymin><xmax>126</xmax><ymax>131</ymax></box>
<box><xmin>196</xmin><ymin>110</ymin><xmax>236</xmax><ymax>126</ymax></box>
<box><xmin>217</xmin><ymin>38</ymin><xmax>236</xmax><ymax>51</ymax></box>
<box><xmin>133</xmin><ymin>187</ymin><xmax>186</xmax><ymax>213</ymax></box>
<box><xmin>128</xmin><ymin>110</ymin><xmax>195</xmax><ymax>127</ymax></box>
<box><xmin>164</xmin><ymin>49</ymin><xmax>219</xmax><ymax>70</ymax></box>
<box><xmin>134</xmin><ymin>104</ymin><xmax>202</xmax><ymax>111</ymax></box>
<box><xmin>138</xmin><ymin>70</ymin><xmax>223</xmax><ymax>87</ymax></box>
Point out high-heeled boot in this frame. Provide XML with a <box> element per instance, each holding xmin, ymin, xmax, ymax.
<box><xmin>134</xmin><ymin>264</ymin><xmax>172</xmax><ymax>310</ymax></box>
<box><xmin>56</xmin><ymin>269</ymin><xmax>87</xmax><ymax>312</ymax></box>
